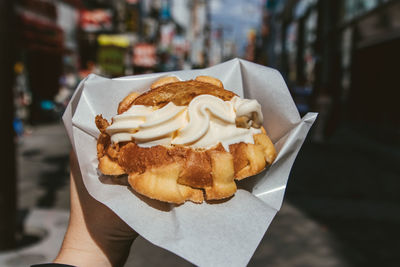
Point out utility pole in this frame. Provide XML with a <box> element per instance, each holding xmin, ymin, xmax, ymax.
<box><xmin>0</xmin><ymin>0</ymin><xmax>17</xmax><ymax>250</ymax></box>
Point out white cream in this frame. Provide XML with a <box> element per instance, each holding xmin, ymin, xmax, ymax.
<box><xmin>232</xmin><ymin>96</ymin><xmax>263</xmax><ymax>126</ymax></box>
<box><xmin>171</xmin><ymin>95</ymin><xmax>235</xmax><ymax>145</ymax></box>
<box><xmin>105</xmin><ymin>94</ymin><xmax>263</xmax><ymax>151</ymax></box>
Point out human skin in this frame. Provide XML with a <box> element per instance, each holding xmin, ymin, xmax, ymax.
<box><xmin>54</xmin><ymin>152</ymin><xmax>138</xmax><ymax>267</ymax></box>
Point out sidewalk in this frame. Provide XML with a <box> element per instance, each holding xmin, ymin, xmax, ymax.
<box><xmin>17</xmin><ymin>123</ymin><xmax>71</xmax><ymax>210</ymax></box>
<box><xmin>0</xmin><ymin>121</ymin><xmax>349</xmax><ymax>266</ymax></box>
<box><xmin>287</xmin><ymin>125</ymin><xmax>400</xmax><ymax>266</ymax></box>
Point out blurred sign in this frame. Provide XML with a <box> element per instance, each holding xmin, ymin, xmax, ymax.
<box><xmin>98</xmin><ymin>34</ymin><xmax>130</xmax><ymax>48</ymax></box>
<box><xmin>80</xmin><ymin>9</ymin><xmax>113</xmax><ymax>32</ymax></box>
<box><xmin>97</xmin><ymin>46</ymin><xmax>125</xmax><ymax>76</ymax></box>
<box><xmin>133</xmin><ymin>43</ymin><xmax>157</xmax><ymax>67</ymax></box>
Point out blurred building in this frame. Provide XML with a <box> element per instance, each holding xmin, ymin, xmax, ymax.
<box><xmin>77</xmin><ymin>0</ymin><xmax>211</xmax><ymax>75</ymax></box>
<box><xmin>262</xmin><ymin>0</ymin><xmax>400</xmax><ymax>142</ymax></box>
<box><xmin>12</xmin><ymin>0</ymin><xmax>213</xmax><ymax>125</ymax></box>
<box><xmin>15</xmin><ymin>0</ymin><xmax>65</xmax><ymax>123</ymax></box>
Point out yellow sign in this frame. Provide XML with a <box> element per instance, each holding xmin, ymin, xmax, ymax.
<box><xmin>98</xmin><ymin>34</ymin><xmax>130</xmax><ymax>48</ymax></box>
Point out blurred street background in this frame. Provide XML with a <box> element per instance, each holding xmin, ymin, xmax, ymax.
<box><xmin>1</xmin><ymin>0</ymin><xmax>399</xmax><ymax>266</ymax></box>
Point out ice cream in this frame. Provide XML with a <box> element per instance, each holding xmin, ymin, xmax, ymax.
<box><xmin>106</xmin><ymin>95</ymin><xmax>263</xmax><ymax>151</ymax></box>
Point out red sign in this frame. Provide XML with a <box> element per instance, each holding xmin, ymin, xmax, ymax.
<box><xmin>133</xmin><ymin>43</ymin><xmax>157</xmax><ymax>67</ymax></box>
<box><xmin>80</xmin><ymin>9</ymin><xmax>113</xmax><ymax>32</ymax></box>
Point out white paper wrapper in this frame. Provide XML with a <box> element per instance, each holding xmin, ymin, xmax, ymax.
<box><xmin>63</xmin><ymin>58</ymin><xmax>317</xmax><ymax>267</ymax></box>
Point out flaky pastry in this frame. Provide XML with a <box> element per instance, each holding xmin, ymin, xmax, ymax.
<box><xmin>95</xmin><ymin>76</ymin><xmax>276</xmax><ymax>204</ymax></box>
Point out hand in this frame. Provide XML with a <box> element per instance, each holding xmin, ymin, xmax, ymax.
<box><xmin>54</xmin><ymin>152</ymin><xmax>138</xmax><ymax>267</ymax></box>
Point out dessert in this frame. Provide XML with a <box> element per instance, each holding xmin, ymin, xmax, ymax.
<box><xmin>95</xmin><ymin>76</ymin><xmax>277</xmax><ymax>204</ymax></box>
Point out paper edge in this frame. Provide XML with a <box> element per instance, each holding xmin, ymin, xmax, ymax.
<box><xmin>255</xmin><ymin>112</ymin><xmax>318</xmax><ymax>210</ymax></box>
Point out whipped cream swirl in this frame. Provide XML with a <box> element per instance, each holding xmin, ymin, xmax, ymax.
<box><xmin>106</xmin><ymin>95</ymin><xmax>263</xmax><ymax>151</ymax></box>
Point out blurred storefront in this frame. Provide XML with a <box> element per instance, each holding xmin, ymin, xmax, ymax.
<box><xmin>263</xmin><ymin>0</ymin><xmax>400</xmax><ymax>142</ymax></box>
<box><xmin>340</xmin><ymin>0</ymin><xmax>400</xmax><ymax>141</ymax></box>
<box><xmin>4</xmin><ymin>0</ymin><xmax>212</xmax><ymax>249</ymax></box>
<box><xmin>12</xmin><ymin>0</ymin><xmax>212</xmax><ymax>126</ymax></box>
<box><xmin>16</xmin><ymin>0</ymin><xmax>65</xmax><ymax>124</ymax></box>
<box><xmin>97</xmin><ymin>34</ymin><xmax>132</xmax><ymax>76</ymax></box>
<box><xmin>14</xmin><ymin>0</ymin><xmax>82</xmax><ymax>125</ymax></box>
<box><xmin>261</xmin><ymin>0</ymin><xmax>319</xmax><ymax>116</ymax></box>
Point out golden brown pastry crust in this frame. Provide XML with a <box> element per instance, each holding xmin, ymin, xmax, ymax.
<box><xmin>118</xmin><ymin>92</ymin><xmax>140</xmax><ymax>114</ymax></box>
<box><xmin>132</xmin><ymin>80</ymin><xmax>236</xmax><ymax>108</ymax></box>
<box><xmin>95</xmin><ymin>76</ymin><xmax>277</xmax><ymax>204</ymax></box>
<box><xmin>150</xmin><ymin>76</ymin><xmax>180</xmax><ymax>89</ymax></box>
